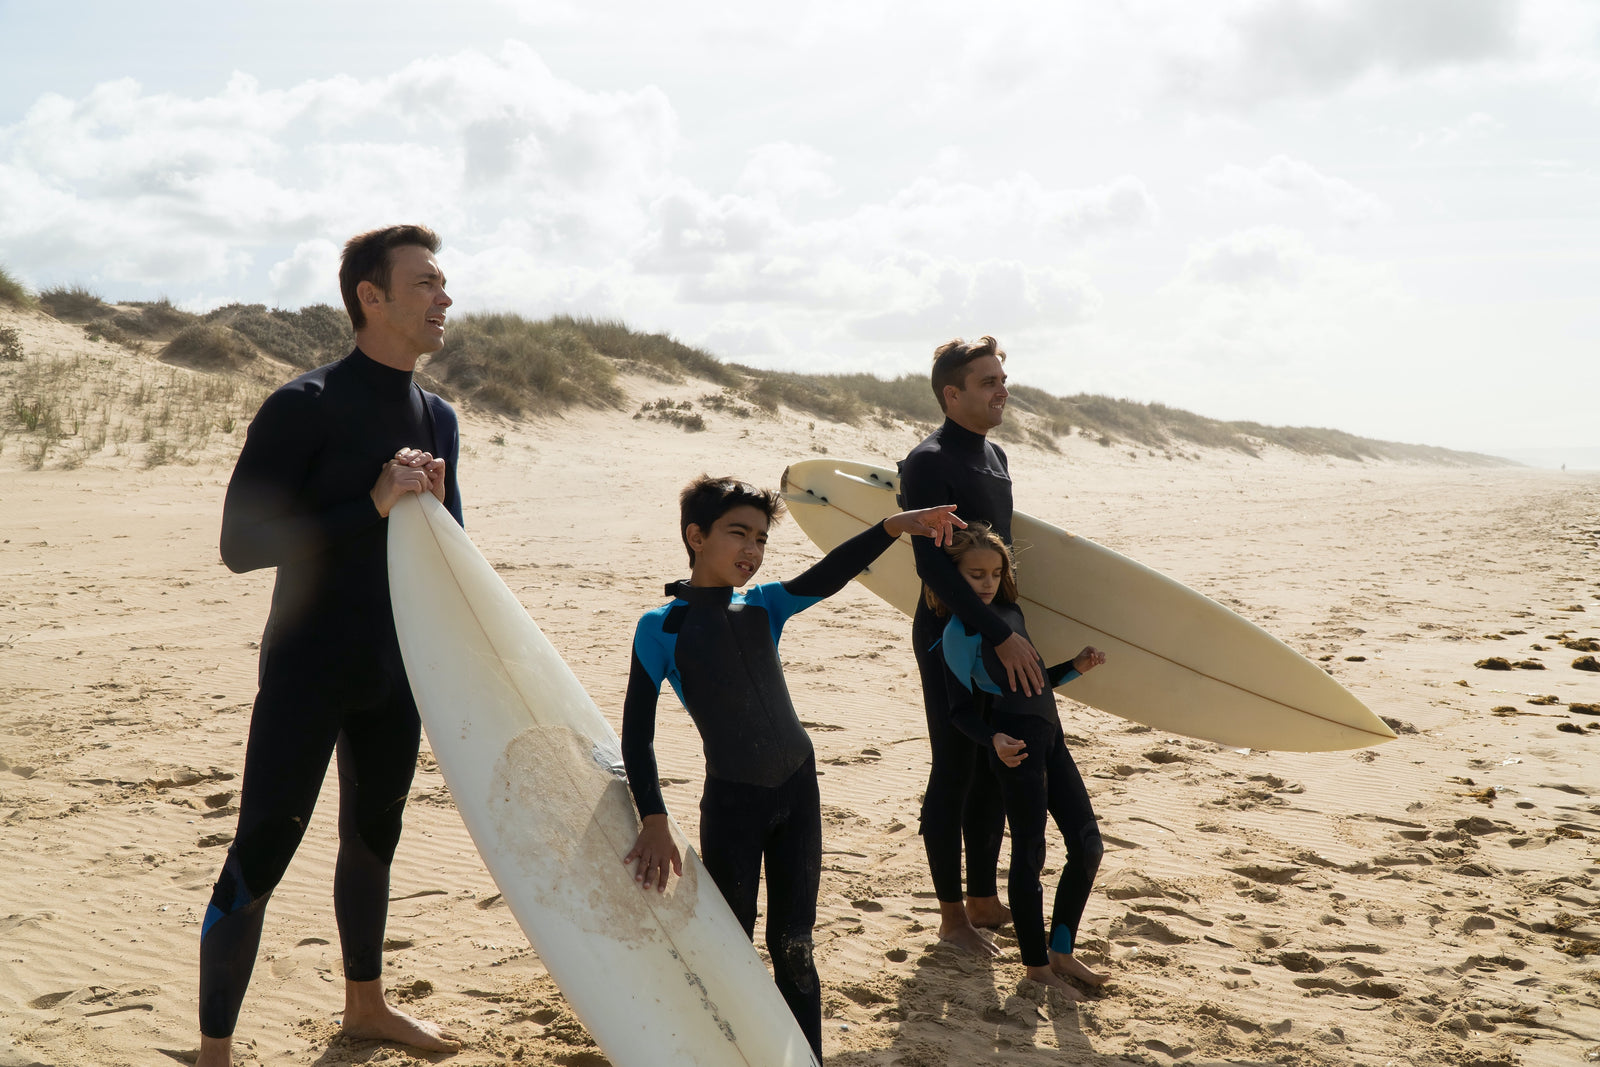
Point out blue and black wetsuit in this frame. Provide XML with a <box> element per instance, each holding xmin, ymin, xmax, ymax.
<box><xmin>899</xmin><ymin>418</ymin><xmax>1014</xmax><ymax>904</ymax></box>
<box><xmin>621</xmin><ymin>521</ymin><xmax>896</xmax><ymax>1059</ymax></box>
<box><xmin>200</xmin><ymin>349</ymin><xmax>461</xmax><ymax>1039</ymax></box>
<box><xmin>943</xmin><ymin>601</ymin><xmax>1103</xmax><ymax>968</ymax></box>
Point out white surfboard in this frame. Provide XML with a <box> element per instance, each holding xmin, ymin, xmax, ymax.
<box><xmin>780</xmin><ymin>459</ymin><xmax>1395</xmax><ymax>753</ymax></box>
<box><xmin>387</xmin><ymin>493</ymin><xmax>821</xmax><ymax>1067</ymax></box>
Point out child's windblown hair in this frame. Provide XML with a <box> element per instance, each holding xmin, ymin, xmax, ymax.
<box><xmin>924</xmin><ymin>522</ymin><xmax>1018</xmax><ymax>615</ymax></box>
<box><xmin>678</xmin><ymin>475</ymin><xmax>787</xmax><ymax>565</ymax></box>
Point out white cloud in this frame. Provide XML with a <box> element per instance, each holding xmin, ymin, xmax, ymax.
<box><xmin>268</xmin><ymin>239</ymin><xmax>341</xmax><ymax>307</ymax></box>
<box><xmin>1203</xmin><ymin>155</ymin><xmax>1388</xmax><ymax>226</ymax></box>
<box><xmin>1161</xmin><ymin>0</ymin><xmax>1523</xmax><ymax>107</ymax></box>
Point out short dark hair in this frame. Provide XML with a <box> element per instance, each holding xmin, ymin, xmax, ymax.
<box><xmin>924</xmin><ymin>522</ymin><xmax>1017</xmax><ymax>615</ymax></box>
<box><xmin>338</xmin><ymin>225</ymin><xmax>442</xmax><ymax>330</ymax></box>
<box><xmin>930</xmin><ymin>335</ymin><xmax>1006</xmax><ymax>412</ymax></box>
<box><xmin>679</xmin><ymin>474</ymin><xmax>786</xmax><ymax>565</ymax></box>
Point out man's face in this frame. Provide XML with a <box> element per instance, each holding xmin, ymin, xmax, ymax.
<box><xmin>365</xmin><ymin>244</ymin><xmax>452</xmax><ymax>355</ymax></box>
<box><xmin>944</xmin><ymin>354</ymin><xmax>1008</xmax><ymax>433</ymax></box>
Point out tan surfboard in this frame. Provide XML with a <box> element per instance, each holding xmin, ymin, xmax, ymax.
<box><xmin>780</xmin><ymin>458</ymin><xmax>1395</xmax><ymax>752</ymax></box>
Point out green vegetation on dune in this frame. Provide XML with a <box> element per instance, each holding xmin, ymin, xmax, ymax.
<box><xmin>0</xmin><ymin>266</ymin><xmax>35</xmax><ymax>310</ymax></box>
<box><xmin>9</xmin><ymin>294</ymin><xmax>1512</xmax><ymax>467</ymax></box>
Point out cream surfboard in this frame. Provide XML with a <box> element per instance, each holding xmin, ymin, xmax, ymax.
<box><xmin>780</xmin><ymin>459</ymin><xmax>1395</xmax><ymax>752</ymax></box>
<box><xmin>387</xmin><ymin>493</ymin><xmax>821</xmax><ymax>1067</ymax></box>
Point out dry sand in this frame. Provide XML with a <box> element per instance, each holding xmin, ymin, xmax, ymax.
<box><xmin>3</xmin><ymin>305</ymin><xmax>1600</xmax><ymax>1066</ymax></box>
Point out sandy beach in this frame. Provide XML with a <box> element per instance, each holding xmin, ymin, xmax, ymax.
<box><xmin>3</xmin><ymin>305</ymin><xmax>1599</xmax><ymax>1066</ymax></box>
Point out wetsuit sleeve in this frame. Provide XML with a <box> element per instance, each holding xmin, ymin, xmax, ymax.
<box><xmin>941</xmin><ymin>620</ymin><xmax>996</xmax><ymax>745</ymax></box>
<box><xmin>620</xmin><ymin>647</ymin><xmax>669</xmax><ymax>819</ymax></box>
<box><xmin>779</xmin><ymin>521</ymin><xmax>896</xmax><ymax>602</ymax></box>
<box><xmin>899</xmin><ymin>450</ymin><xmax>1014</xmax><ymax>647</ymax></box>
<box><xmin>1047</xmin><ymin>661</ymin><xmax>1083</xmax><ymax>688</ymax></box>
<box><xmin>219</xmin><ymin>387</ymin><xmax>382</xmax><ymax>574</ymax></box>
<box><xmin>429</xmin><ymin>394</ymin><xmax>464</xmax><ymax>528</ymax></box>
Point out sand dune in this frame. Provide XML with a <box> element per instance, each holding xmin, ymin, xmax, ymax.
<box><xmin>3</xmin><ymin>306</ymin><xmax>1600</xmax><ymax>1065</ymax></box>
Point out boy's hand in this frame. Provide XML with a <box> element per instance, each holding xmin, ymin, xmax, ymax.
<box><xmin>884</xmin><ymin>505</ymin><xmax>966</xmax><ymax>546</ymax></box>
<box><xmin>993</xmin><ymin>732</ymin><xmax>1027</xmax><ymax>768</ymax></box>
<box><xmin>1074</xmin><ymin>646</ymin><xmax>1106</xmax><ymax>674</ymax></box>
<box><xmin>624</xmin><ymin>814</ymin><xmax>682</xmax><ymax>893</ymax></box>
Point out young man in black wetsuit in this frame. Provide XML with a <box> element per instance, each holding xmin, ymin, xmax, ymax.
<box><xmin>899</xmin><ymin>335</ymin><xmax>1049</xmax><ymax>955</ymax></box>
<box><xmin>620</xmin><ymin>475</ymin><xmax>961</xmax><ymax>1060</ymax></box>
<box><xmin>195</xmin><ymin>225</ymin><xmax>462</xmax><ymax>1067</ymax></box>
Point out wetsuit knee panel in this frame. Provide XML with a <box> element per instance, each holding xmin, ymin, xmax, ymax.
<box><xmin>234</xmin><ymin>813</ymin><xmax>312</xmax><ymax>899</ymax></box>
<box><xmin>345</xmin><ymin>797</ymin><xmax>406</xmax><ymax>865</ymax></box>
<box><xmin>771</xmin><ymin>932</ymin><xmax>817</xmax><ymax>993</ymax></box>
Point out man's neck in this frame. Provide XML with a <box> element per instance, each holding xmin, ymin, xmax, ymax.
<box><xmin>353</xmin><ymin>332</ymin><xmax>423</xmax><ymax>372</ymax></box>
<box><xmin>944</xmin><ymin>414</ymin><xmax>989</xmax><ymax>438</ymax></box>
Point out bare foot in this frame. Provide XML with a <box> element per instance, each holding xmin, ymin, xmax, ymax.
<box><xmin>937</xmin><ymin>900</ymin><xmax>1001</xmax><ymax>956</ymax></box>
<box><xmin>965</xmin><ymin>894</ymin><xmax>1012</xmax><ymax>930</ymax></box>
<box><xmin>1024</xmin><ymin>964</ymin><xmax>1087</xmax><ymax>1001</ymax></box>
<box><xmin>342</xmin><ymin>979</ymin><xmax>461</xmax><ymax>1052</ymax></box>
<box><xmin>194</xmin><ymin>1034</ymin><xmax>232</xmax><ymax>1067</ymax></box>
<box><xmin>1049</xmin><ymin>949</ymin><xmax>1108</xmax><ymax>987</ymax></box>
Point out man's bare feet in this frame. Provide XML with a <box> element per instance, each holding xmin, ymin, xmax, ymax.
<box><xmin>193</xmin><ymin>1034</ymin><xmax>232</xmax><ymax>1067</ymax></box>
<box><xmin>1024</xmin><ymin>964</ymin><xmax>1087</xmax><ymax>1001</ymax></box>
<box><xmin>1049</xmin><ymin>949</ymin><xmax>1107</xmax><ymax>987</ymax></box>
<box><xmin>965</xmin><ymin>894</ymin><xmax>1011</xmax><ymax>930</ymax></box>
<box><xmin>342</xmin><ymin>979</ymin><xmax>461</xmax><ymax>1052</ymax></box>
<box><xmin>938</xmin><ymin>900</ymin><xmax>1001</xmax><ymax>956</ymax></box>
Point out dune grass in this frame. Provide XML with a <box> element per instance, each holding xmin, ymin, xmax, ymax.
<box><xmin>39</xmin><ymin>284</ymin><xmax>111</xmax><ymax>323</ymax></box>
<box><xmin>3</xmin><ymin>286</ymin><xmax>1511</xmax><ymax>467</ymax></box>
<box><xmin>2</xmin><ymin>350</ymin><xmax>267</xmax><ymax>471</ymax></box>
<box><xmin>205</xmin><ymin>303</ymin><xmax>349</xmax><ymax>369</ymax></box>
<box><xmin>0</xmin><ymin>266</ymin><xmax>34</xmax><ymax>310</ymax></box>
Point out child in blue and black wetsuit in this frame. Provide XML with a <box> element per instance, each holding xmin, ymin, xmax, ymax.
<box><xmin>933</xmin><ymin>523</ymin><xmax>1109</xmax><ymax>1000</ymax></box>
<box><xmin>620</xmin><ymin>475</ymin><xmax>963</xmax><ymax>1058</ymax></box>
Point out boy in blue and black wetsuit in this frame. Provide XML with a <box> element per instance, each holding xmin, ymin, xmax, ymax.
<box><xmin>620</xmin><ymin>475</ymin><xmax>962</xmax><ymax>1059</ymax></box>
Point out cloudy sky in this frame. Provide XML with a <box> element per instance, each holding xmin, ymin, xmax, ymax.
<box><xmin>1</xmin><ymin>0</ymin><xmax>1596</xmax><ymax>456</ymax></box>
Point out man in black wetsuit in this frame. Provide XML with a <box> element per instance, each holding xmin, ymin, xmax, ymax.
<box><xmin>619</xmin><ymin>475</ymin><xmax>961</xmax><ymax>1060</ymax></box>
<box><xmin>195</xmin><ymin>225</ymin><xmax>462</xmax><ymax>1067</ymax></box>
<box><xmin>899</xmin><ymin>334</ymin><xmax>1048</xmax><ymax>955</ymax></box>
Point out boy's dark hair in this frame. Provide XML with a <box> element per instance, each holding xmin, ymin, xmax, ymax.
<box><xmin>339</xmin><ymin>224</ymin><xmax>442</xmax><ymax>330</ymax></box>
<box><xmin>925</xmin><ymin>522</ymin><xmax>1017</xmax><ymax>615</ymax></box>
<box><xmin>930</xmin><ymin>335</ymin><xmax>1006</xmax><ymax>412</ymax></box>
<box><xmin>679</xmin><ymin>474</ymin><xmax>786</xmax><ymax>565</ymax></box>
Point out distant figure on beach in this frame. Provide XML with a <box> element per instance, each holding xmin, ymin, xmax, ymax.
<box><xmin>932</xmin><ymin>523</ymin><xmax>1108</xmax><ymax>999</ymax></box>
<box><xmin>194</xmin><ymin>225</ymin><xmax>462</xmax><ymax>1066</ymax></box>
<box><xmin>620</xmin><ymin>474</ymin><xmax>962</xmax><ymax>1059</ymax></box>
<box><xmin>899</xmin><ymin>334</ymin><xmax>1043</xmax><ymax>954</ymax></box>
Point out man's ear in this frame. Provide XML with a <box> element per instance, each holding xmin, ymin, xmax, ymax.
<box><xmin>941</xmin><ymin>383</ymin><xmax>961</xmax><ymax>409</ymax></box>
<box><xmin>357</xmin><ymin>279</ymin><xmax>386</xmax><ymax>309</ymax></box>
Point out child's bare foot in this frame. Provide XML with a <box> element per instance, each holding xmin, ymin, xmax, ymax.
<box><xmin>342</xmin><ymin>980</ymin><xmax>461</xmax><ymax>1052</ymax></box>
<box><xmin>1049</xmin><ymin>949</ymin><xmax>1107</xmax><ymax>987</ymax></box>
<box><xmin>193</xmin><ymin>1035</ymin><xmax>232</xmax><ymax>1067</ymax></box>
<box><xmin>965</xmin><ymin>894</ymin><xmax>1011</xmax><ymax>930</ymax></box>
<box><xmin>938</xmin><ymin>901</ymin><xmax>1001</xmax><ymax>955</ymax></box>
<box><xmin>1024</xmin><ymin>964</ymin><xmax>1087</xmax><ymax>1001</ymax></box>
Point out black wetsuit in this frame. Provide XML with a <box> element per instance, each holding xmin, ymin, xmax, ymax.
<box><xmin>199</xmin><ymin>349</ymin><xmax>462</xmax><ymax>1039</ymax></box>
<box><xmin>943</xmin><ymin>602</ymin><xmax>1103</xmax><ymax>967</ymax></box>
<box><xmin>621</xmin><ymin>522</ymin><xmax>896</xmax><ymax>1059</ymax></box>
<box><xmin>899</xmin><ymin>418</ymin><xmax>1014</xmax><ymax>904</ymax></box>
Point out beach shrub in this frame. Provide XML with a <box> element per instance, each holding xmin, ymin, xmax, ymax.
<box><xmin>206</xmin><ymin>303</ymin><xmax>349</xmax><ymax>369</ymax></box>
<box><xmin>39</xmin><ymin>284</ymin><xmax>110</xmax><ymax>322</ymax></box>
<box><xmin>427</xmin><ymin>313</ymin><xmax>625</xmax><ymax>413</ymax></box>
<box><xmin>161</xmin><ymin>323</ymin><xmax>256</xmax><ymax>370</ymax></box>
<box><xmin>0</xmin><ymin>266</ymin><xmax>34</xmax><ymax>309</ymax></box>
<box><xmin>0</xmin><ymin>326</ymin><xmax>22</xmax><ymax>362</ymax></box>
